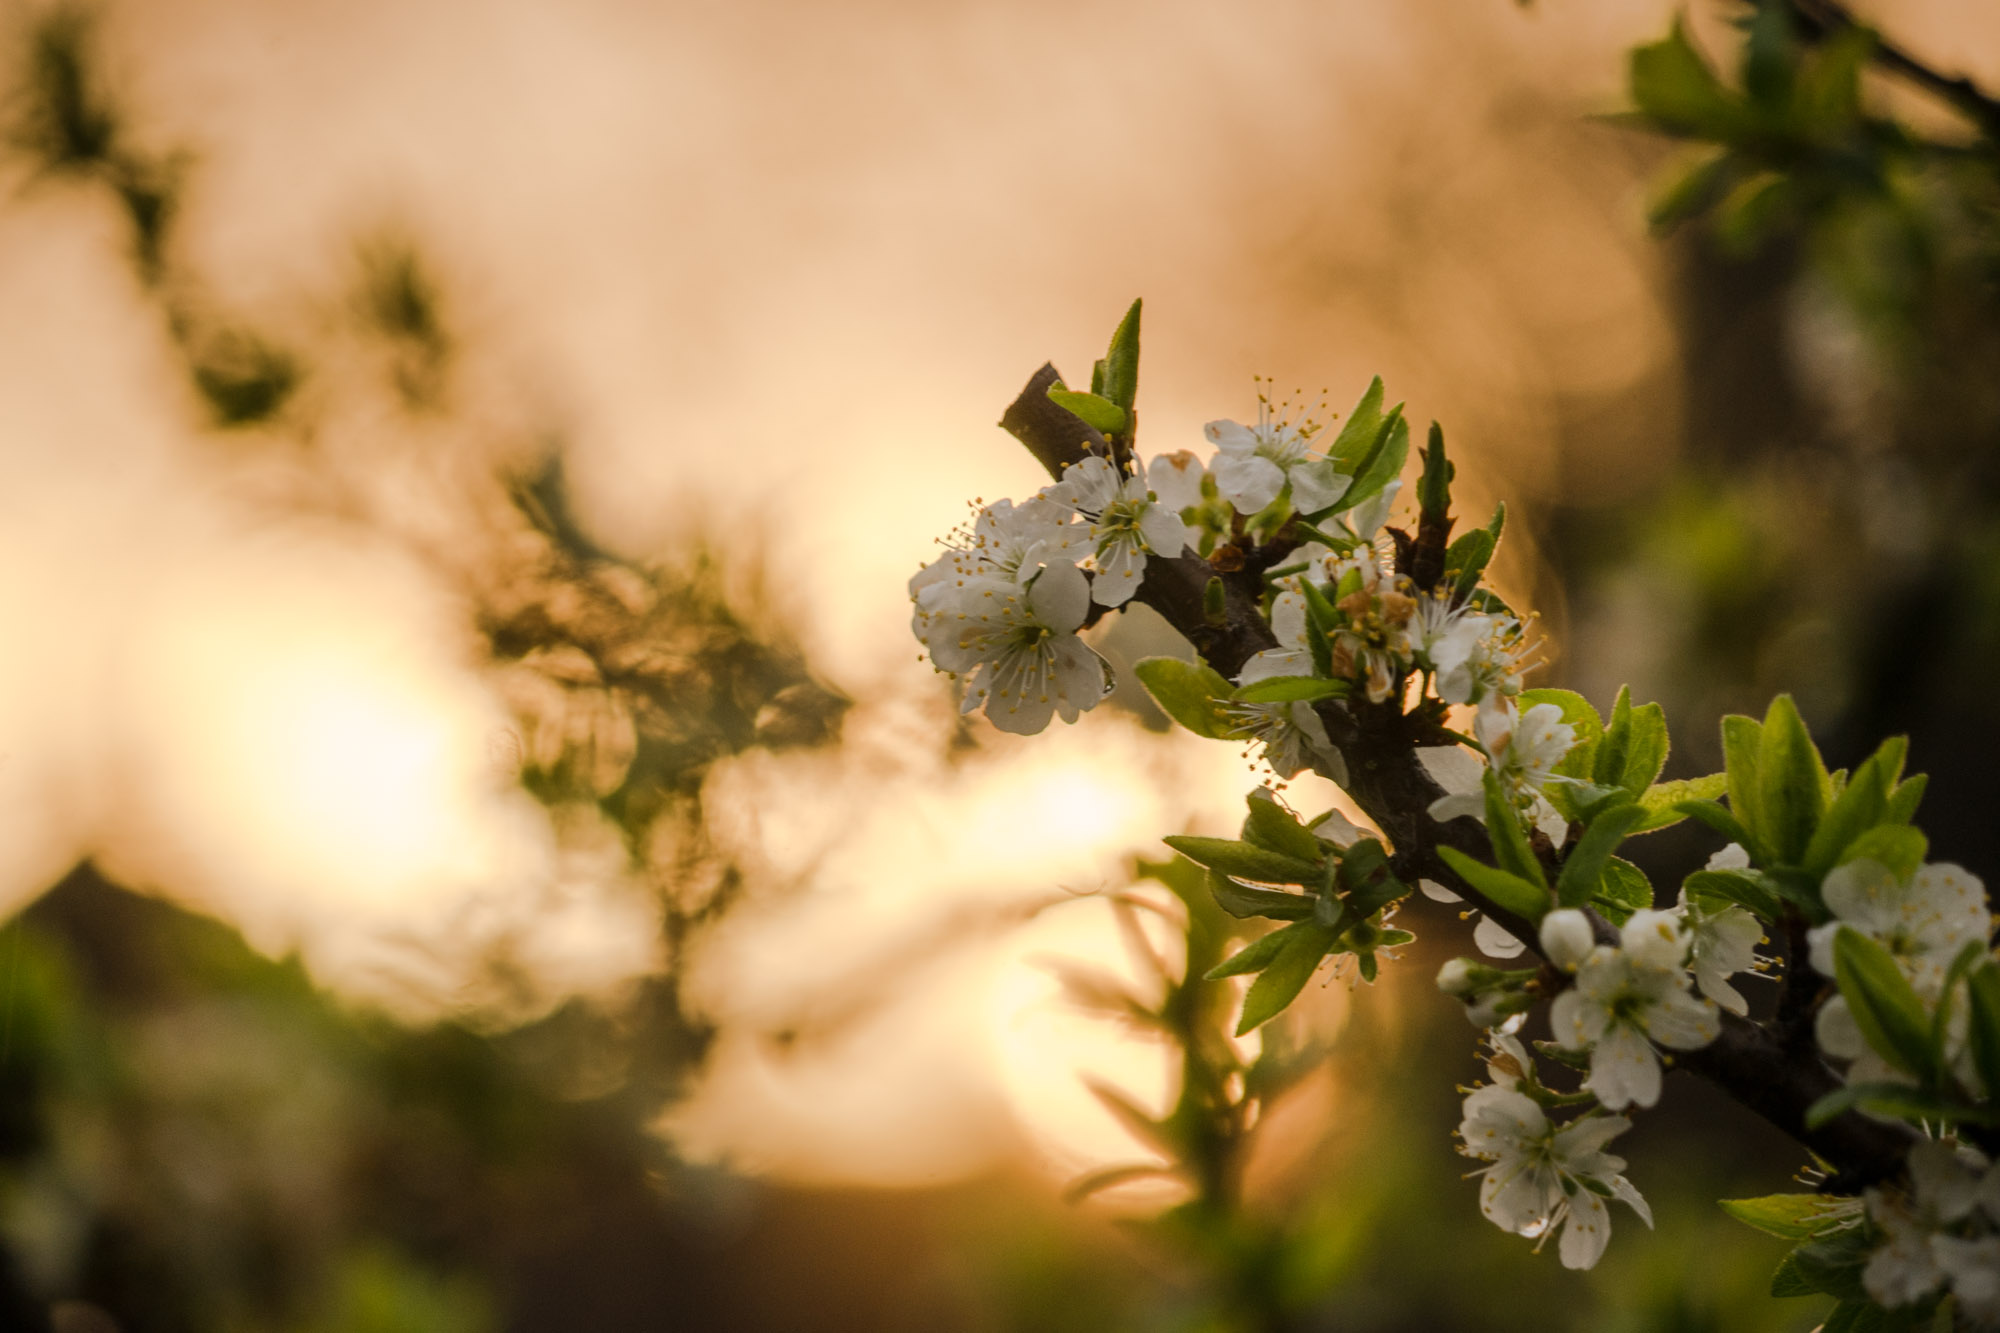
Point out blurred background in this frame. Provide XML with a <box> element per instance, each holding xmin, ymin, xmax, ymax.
<box><xmin>0</xmin><ymin>0</ymin><xmax>1995</xmax><ymax>1328</ymax></box>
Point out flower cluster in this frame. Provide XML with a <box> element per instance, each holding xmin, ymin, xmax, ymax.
<box><xmin>1860</xmin><ymin>1142</ymin><xmax>2000</xmax><ymax>1324</ymax></box>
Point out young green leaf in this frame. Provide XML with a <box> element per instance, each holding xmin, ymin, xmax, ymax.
<box><xmin>1337</xmin><ymin>837</ymin><xmax>1406</xmax><ymax>916</ymax></box>
<box><xmin>1772</xmin><ymin>1228</ymin><xmax>1872</xmax><ymax>1301</ymax></box>
<box><xmin>1443</xmin><ymin>528</ymin><xmax>1494</xmax><ymax>596</ymax></box>
<box><xmin>1832</xmin><ymin>928</ymin><xmax>1937</xmax><ymax>1083</ymax></box>
<box><xmin>1839</xmin><ymin>826</ymin><xmax>1928</xmax><ymax>882</ymax></box>
<box><xmin>1102</xmin><ymin>298</ymin><xmax>1141</xmax><ymax>410</ymax></box>
<box><xmin>1631</xmin><ymin>773</ymin><xmax>1727</xmax><ymax>832</ymax></box>
<box><xmin>1966</xmin><ymin>966</ymin><xmax>2000</xmax><ymax>1106</ymax></box>
<box><xmin>1417</xmin><ymin>421</ymin><xmax>1452</xmax><ymax>520</ymax></box>
<box><xmin>1674</xmin><ymin>798</ymin><xmax>1756</xmax><ymax>851</ymax></box>
<box><xmin>1207</xmin><ymin>868</ymin><xmax>1315</xmax><ymax>922</ymax></box>
<box><xmin>1341</xmin><ymin>411</ymin><xmax>1409</xmax><ymax>511</ymax></box>
<box><xmin>1325</xmin><ymin>376</ymin><xmax>1387</xmax><ymax>473</ymax></box>
<box><xmin>1234</xmin><ymin>676</ymin><xmax>1349</xmax><ymax>704</ymax></box>
<box><xmin>1886</xmin><ymin>773</ymin><xmax>1928</xmax><ymax>827</ymax></box>
<box><xmin>1718</xmin><ymin>1194</ymin><xmax>1850</xmax><ymax>1240</ymax></box>
<box><xmin>1236</xmin><ymin>920</ymin><xmax>1340</xmax><ymax>1034</ymax></box>
<box><xmin>1482</xmin><ymin>771</ymin><xmax>1548</xmax><ymax>889</ymax></box>
<box><xmin>1557</xmin><ymin>802</ymin><xmax>1647</xmax><ymax>908</ymax></box>
<box><xmin>1244</xmin><ymin>789</ymin><xmax>1326</xmax><ymax>863</ymax></box>
<box><xmin>1297</xmin><ymin>578</ymin><xmax>1339</xmax><ymax>677</ymax></box>
<box><xmin>1720</xmin><ymin>713</ymin><xmax>1766</xmax><ymax>857</ymax></box>
<box><xmin>1162</xmin><ymin>835</ymin><xmax>1322</xmax><ymax>887</ymax></box>
<box><xmin>1592</xmin><ymin>857</ymin><xmax>1654</xmax><ymax>926</ymax></box>
<box><xmin>1629</xmin><ymin>18</ymin><xmax>1744</xmax><ymax>139</ymax></box>
<box><xmin>1802</xmin><ymin>751</ymin><xmax>1889</xmax><ymax>877</ymax></box>
<box><xmin>1684</xmin><ymin>868</ymin><xmax>1783</xmax><ymax>922</ymax></box>
<box><xmin>1047</xmin><ymin>386</ymin><xmax>1129</xmax><ymax>437</ymax></box>
<box><xmin>1206</xmin><ymin>924</ymin><xmax>1296</xmax><ymax>979</ymax></box>
<box><xmin>1437</xmin><ymin>846</ymin><xmax>1551</xmax><ymax>923</ymax></box>
<box><xmin>1805</xmin><ymin>1082</ymin><xmax>2000</xmax><ymax>1132</ymax></box>
<box><xmin>1758</xmin><ymin>695</ymin><xmax>1829</xmax><ymax>864</ymax></box>
<box><xmin>1134</xmin><ymin>656</ymin><xmax>1236</xmax><ymax>739</ymax></box>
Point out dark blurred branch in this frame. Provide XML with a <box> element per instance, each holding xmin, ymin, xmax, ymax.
<box><xmin>1789</xmin><ymin>0</ymin><xmax>2000</xmax><ymax>141</ymax></box>
<box><xmin>1000</xmin><ymin>367</ymin><xmax>1918</xmax><ymax>1188</ymax></box>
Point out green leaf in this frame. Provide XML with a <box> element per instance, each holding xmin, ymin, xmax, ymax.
<box><xmin>1684</xmin><ymin>869</ymin><xmax>1783</xmax><ymax>922</ymax></box>
<box><xmin>1296</xmin><ymin>579</ymin><xmax>1339</xmax><ymax>678</ymax></box>
<box><xmin>1966</xmin><ymin>965</ymin><xmax>2000</xmax><ymax>1102</ymax></box>
<box><xmin>1234</xmin><ymin>676</ymin><xmax>1349</xmax><ymax>704</ymax></box>
<box><xmin>1326</xmin><ymin>377</ymin><xmax>1387</xmax><ymax>473</ymax></box>
<box><xmin>1775</xmin><ymin>1229</ymin><xmax>1872</xmax><ymax>1301</ymax></box>
<box><xmin>1759</xmin><ymin>695</ymin><xmax>1829</xmax><ymax>865</ymax></box>
<box><xmin>1886</xmin><ymin>773</ymin><xmax>1928</xmax><ymax>827</ymax></box>
<box><xmin>1675</xmin><ymin>798</ymin><xmax>1756</xmax><ymax>851</ymax></box>
<box><xmin>1592</xmin><ymin>857</ymin><xmax>1654</xmax><ymax>926</ymax></box>
<box><xmin>1557</xmin><ymin>803</ymin><xmax>1647</xmax><ymax>908</ymax></box>
<box><xmin>1134</xmin><ymin>657</ymin><xmax>1236</xmax><ymax>739</ymax></box>
<box><xmin>1803</xmin><ymin>750</ymin><xmax>1889</xmax><ymax>877</ymax></box>
<box><xmin>1047</xmin><ymin>387</ymin><xmax>1129</xmax><ymax>437</ymax></box>
<box><xmin>1629</xmin><ymin>18</ymin><xmax>1744</xmax><ymax>139</ymax></box>
<box><xmin>1417</xmin><ymin>421</ymin><xmax>1452</xmax><ymax>520</ymax></box>
<box><xmin>1520</xmin><ymin>688</ymin><xmax>1604</xmax><ymax>784</ymax></box>
<box><xmin>1337</xmin><ymin>838</ymin><xmax>1406</xmax><ymax>916</ymax></box>
<box><xmin>1243</xmin><ymin>789</ymin><xmax>1326</xmax><ymax>863</ymax></box>
<box><xmin>1840</xmin><ymin>826</ymin><xmax>1928</xmax><ymax>882</ymax></box>
<box><xmin>1718</xmin><ymin>1193</ymin><xmax>1850</xmax><ymax>1240</ymax></box>
<box><xmin>1442</xmin><ymin>528</ymin><xmax>1494</xmax><ymax>597</ymax></box>
<box><xmin>1102</xmin><ymin>298</ymin><xmax>1141</xmax><ymax>411</ymax></box>
<box><xmin>1437</xmin><ymin>846</ymin><xmax>1551</xmax><ymax>923</ymax></box>
<box><xmin>1806</xmin><ymin>1082</ymin><xmax>2000</xmax><ymax>1132</ymax></box>
<box><xmin>1341</xmin><ymin>411</ymin><xmax>1409</xmax><ymax>511</ymax></box>
<box><xmin>1162</xmin><ymin>835</ymin><xmax>1322</xmax><ymax>887</ymax></box>
<box><xmin>1237</xmin><ymin>920</ymin><xmax>1339</xmax><ymax>1034</ymax></box>
<box><xmin>1483</xmin><ymin>771</ymin><xmax>1548</xmax><ymax>889</ymax></box>
<box><xmin>1833</xmin><ymin>928</ymin><xmax>1936</xmax><ymax>1082</ymax></box>
<box><xmin>1207</xmin><ymin>868</ymin><xmax>1315</xmax><ymax>922</ymax></box>
<box><xmin>1721</xmin><ymin>713</ymin><xmax>1766</xmax><ymax>858</ymax></box>
<box><xmin>1206</xmin><ymin>925</ymin><xmax>1294</xmax><ymax>980</ymax></box>
<box><xmin>1062</xmin><ymin>1161</ymin><xmax>1179</xmax><ymax>1205</ymax></box>
<box><xmin>1648</xmin><ymin>148</ymin><xmax>1739</xmax><ymax>230</ymax></box>
<box><xmin>1632</xmin><ymin>773</ymin><xmax>1727</xmax><ymax>832</ymax></box>
<box><xmin>1083</xmin><ymin>1078</ymin><xmax>1175</xmax><ymax>1157</ymax></box>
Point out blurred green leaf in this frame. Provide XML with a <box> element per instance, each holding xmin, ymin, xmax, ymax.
<box><xmin>1134</xmin><ymin>657</ymin><xmax>1236</xmax><ymax>739</ymax></box>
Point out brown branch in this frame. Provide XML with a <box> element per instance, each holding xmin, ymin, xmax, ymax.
<box><xmin>999</xmin><ymin>368</ymin><xmax>1916</xmax><ymax>1184</ymax></box>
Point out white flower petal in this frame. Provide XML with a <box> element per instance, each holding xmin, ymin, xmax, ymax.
<box><xmin>1028</xmin><ymin>558</ymin><xmax>1091</xmax><ymax>631</ymax></box>
<box><xmin>1585</xmin><ymin>1024</ymin><xmax>1661</xmax><ymax>1111</ymax></box>
<box><xmin>1146</xmin><ymin>450</ymin><xmax>1207</xmax><ymax>512</ymax></box>
<box><xmin>1558</xmin><ymin>1190</ymin><xmax>1612</xmax><ymax>1271</ymax></box>
<box><xmin>1213</xmin><ymin>454</ymin><xmax>1286</xmax><ymax>514</ymax></box>
<box><xmin>1475</xmin><ymin>914</ymin><xmax>1527</xmax><ymax>960</ymax></box>
<box><xmin>1203</xmin><ymin>420</ymin><xmax>1259</xmax><ymax>456</ymax></box>
<box><xmin>1287</xmin><ymin>457</ymin><xmax>1348</xmax><ymax>514</ymax></box>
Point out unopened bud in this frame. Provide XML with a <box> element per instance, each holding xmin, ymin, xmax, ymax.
<box><xmin>1539</xmin><ymin>909</ymin><xmax>1595</xmax><ymax>973</ymax></box>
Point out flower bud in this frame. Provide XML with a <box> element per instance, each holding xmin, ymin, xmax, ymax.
<box><xmin>1436</xmin><ymin>957</ymin><xmax>1481</xmax><ymax>997</ymax></box>
<box><xmin>1539</xmin><ymin>909</ymin><xmax>1595</xmax><ymax>973</ymax></box>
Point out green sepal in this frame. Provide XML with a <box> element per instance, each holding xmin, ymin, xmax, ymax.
<box><xmin>1833</xmin><ymin>928</ymin><xmax>1937</xmax><ymax>1083</ymax></box>
<box><xmin>1047</xmin><ymin>386</ymin><xmax>1129</xmax><ymax>437</ymax></box>
<box><xmin>1718</xmin><ymin>1194</ymin><xmax>1849</xmax><ymax>1240</ymax></box>
<box><xmin>1556</xmin><ymin>802</ymin><xmax>1647</xmax><ymax>909</ymax></box>
<box><xmin>1758</xmin><ymin>695</ymin><xmax>1829</xmax><ymax>865</ymax></box>
<box><xmin>1134</xmin><ymin>656</ymin><xmax>1236</xmax><ymax>739</ymax></box>
<box><xmin>1207</xmin><ymin>868</ymin><xmax>1315</xmax><ymax>922</ymax></box>
<box><xmin>1437</xmin><ymin>846</ymin><xmax>1550</xmax><ymax>924</ymax></box>
<box><xmin>1592</xmin><ymin>857</ymin><xmax>1654</xmax><ymax>926</ymax></box>
<box><xmin>1243</xmin><ymin>789</ymin><xmax>1326</xmax><ymax>863</ymax></box>
<box><xmin>1162</xmin><ymin>835</ymin><xmax>1322</xmax><ymax>888</ymax></box>
<box><xmin>1102</xmin><ymin>298</ymin><xmax>1141</xmax><ymax>411</ymax></box>
<box><xmin>1236</xmin><ymin>920</ymin><xmax>1340</xmax><ymax>1034</ymax></box>
<box><xmin>1234</xmin><ymin>676</ymin><xmax>1349</xmax><ymax>704</ymax></box>
<box><xmin>1632</xmin><ymin>773</ymin><xmax>1727</xmax><ymax>832</ymax></box>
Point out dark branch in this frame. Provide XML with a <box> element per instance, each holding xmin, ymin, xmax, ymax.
<box><xmin>1790</xmin><ymin>0</ymin><xmax>2000</xmax><ymax>142</ymax></box>
<box><xmin>998</xmin><ymin>367</ymin><xmax>1916</xmax><ymax>1184</ymax></box>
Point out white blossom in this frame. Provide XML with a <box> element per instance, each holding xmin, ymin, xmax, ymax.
<box><xmin>1146</xmin><ymin>450</ymin><xmax>1207</xmax><ymax>513</ymax></box>
<box><xmin>1540</xmin><ymin>909</ymin><xmax>1596</xmax><ymax>973</ymax></box>
<box><xmin>1808</xmin><ymin>860</ymin><xmax>1992</xmax><ymax>1001</ymax></box>
<box><xmin>922</xmin><ymin>558</ymin><xmax>1109</xmax><ymax>735</ymax></box>
<box><xmin>1549</xmin><ymin>910</ymin><xmax>1720</xmax><ymax>1110</ymax></box>
<box><xmin>1456</xmin><ymin>1087</ymin><xmax>1652</xmax><ymax>1270</ymax></box>
<box><xmin>1202</xmin><ymin>396</ymin><xmax>1348</xmax><ymax>516</ymax></box>
<box><xmin>1046</xmin><ymin>455</ymin><xmax>1194</xmax><ymax>607</ymax></box>
<box><xmin>1674</xmin><ymin>889</ymin><xmax>1764</xmax><ymax>1016</ymax></box>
